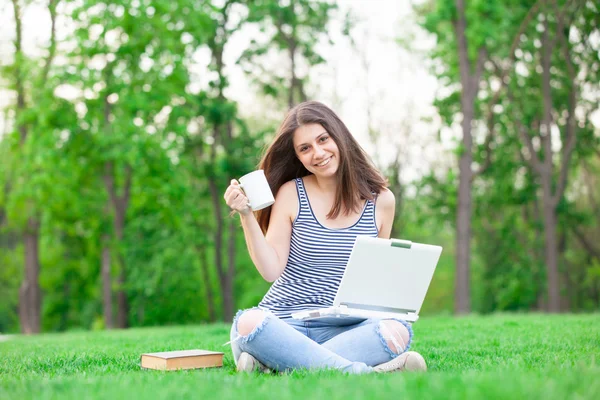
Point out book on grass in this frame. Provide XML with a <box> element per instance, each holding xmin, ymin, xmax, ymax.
<box><xmin>140</xmin><ymin>349</ymin><xmax>224</xmax><ymax>371</ymax></box>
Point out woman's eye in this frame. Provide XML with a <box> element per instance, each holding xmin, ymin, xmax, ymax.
<box><xmin>300</xmin><ymin>146</ymin><xmax>308</xmax><ymax>152</ymax></box>
<box><xmin>320</xmin><ymin>136</ymin><xmax>328</xmax><ymax>142</ymax></box>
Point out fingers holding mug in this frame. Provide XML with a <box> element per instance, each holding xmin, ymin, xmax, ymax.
<box><xmin>233</xmin><ymin>191</ymin><xmax>251</xmax><ymax>214</ymax></box>
<box><xmin>224</xmin><ymin>179</ymin><xmax>251</xmax><ymax>215</ymax></box>
<box><xmin>224</xmin><ymin>179</ymin><xmax>242</xmax><ymax>202</ymax></box>
<box><xmin>238</xmin><ymin>170</ymin><xmax>275</xmax><ymax>212</ymax></box>
<box><xmin>226</xmin><ymin>170</ymin><xmax>275</xmax><ymax>215</ymax></box>
<box><xmin>224</xmin><ymin>179</ymin><xmax>240</xmax><ymax>197</ymax></box>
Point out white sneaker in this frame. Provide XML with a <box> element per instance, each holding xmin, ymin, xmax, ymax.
<box><xmin>373</xmin><ymin>351</ymin><xmax>427</xmax><ymax>373</ymax></box>
<box><xmin>236</xmin><ymin>352</ymin><xmax>272</xmax><ymax>373</ymax></box>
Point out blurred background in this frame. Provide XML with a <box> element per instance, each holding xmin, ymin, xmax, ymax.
<box><xmin>0</xmin><ymin>0</ymin><xmax>598</xmax><ymax>334</ymax></box>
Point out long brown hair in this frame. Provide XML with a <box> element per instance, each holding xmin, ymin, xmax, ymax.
<box><xmin>256</xmin><ymin>101</ymin><xmax>388</xmax><ymax>233</ymax></box>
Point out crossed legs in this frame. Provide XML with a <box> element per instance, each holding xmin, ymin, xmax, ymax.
<box><xmin>230</xmin><ymin>308</ymin><xmax>413</xmax><ymax>373</ymax></box>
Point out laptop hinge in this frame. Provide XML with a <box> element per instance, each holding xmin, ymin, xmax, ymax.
<box><xmin>340</xmin><ymin>302</ymin><xmax>416</xmax><ymax>314</ymax></box>
<box><xmin>390</xmin><ymin>239</ymin><xmax>412</xmax><ymax>249</ymax></box>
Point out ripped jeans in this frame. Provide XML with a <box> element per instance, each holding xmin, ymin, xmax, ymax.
<box><xmin>229</xmin><ymin>308</ymin><xmax>413</xmax><ymax>374</ymax></box>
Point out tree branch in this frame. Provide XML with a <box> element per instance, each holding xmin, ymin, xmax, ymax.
<box><xmin>545</xmin><ymin>1</ymin><xmax>560</xmax><ymax>53</ymax></box>
<box><xmin>469</xmin><ymin>48</ymin><xmax>489</xmax><ymax>178</ymax></box>
<box><xmin>121</xmin><ymin>164</ymin><xmax>133</xmax><ymax>211</ymax></box>
<box><xmin>472</xmin><ymin>57</ymin><xmax>501</xmax><ymax>178</ymax></box>
<box><xmin>103</xmin><ymin>162</ymin><xmax>118</xmax><ymax>209</ymax></box>
<box><xmin>453</xmin><ymin>0</ymin><xmax>471</xmax><ymax>92</ymax></box>
<box><xmin>507</xmin><ymin>88</ymin><xmax>543</xmax><ymax>174</ymax></box>
<box><xmin>475</xmin><ymin>1</ymin><xmax>544</xmax><ymax>177</ymax></box>
<box><xmin>473</xmin><ymin>47</ymin><xmax>487</xmax><ymax>84</ymax></box>
<box><xmin>41</xmin><ymin>0</ymin><xmax>58</xmax><ymax>83</ymax></box>
<box><xmin>552</xmin><ymin>5</ymin><xmax>578</xmax><ymax>206</ymax></box>
<box><xmin>471</xmin><ymin>133</ymin><xmax>493</xmax><ymax>179</ymax></box>
<box><xmin>485</xmin><ymin>0</ymin><xmax>543</xmax><ymax>130</ymax></box>
<box><xmin>12</xmin><ymin>0</ymin><xmax>27</xmax><ymax>143</ymax></box>
<box><xmin>582</xmin><ymin>161</ymin><xmax>600</xmax><ymax>219</ymax></box>
<box><xmin>207</xmin><ymin>142</ymin><xmax>225</xmax><ymax>279</ymax></box>
<box><xmin>571</xmin><ymin>225</ymin><xmax>600</xmax><ymax>262</ymax></box>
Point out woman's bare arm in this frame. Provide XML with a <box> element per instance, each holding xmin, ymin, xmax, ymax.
<box><xmin>236</xmin><ymin>180</ymin><xmax>296</xmax><ymax>282</ymax></box>
<box><xmin>375</xmin><ymin>188</ymin><xmax>396</xmax><ymax>239</ymax></box>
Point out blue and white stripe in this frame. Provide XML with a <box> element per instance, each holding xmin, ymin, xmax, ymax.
<box><xmin>258</xmin><ymin>177</ymin><xmax>379</xmax><ymax>319</ymax></box>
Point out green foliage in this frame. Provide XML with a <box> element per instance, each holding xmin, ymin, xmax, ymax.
<box><xmin>0</xmin><ymin>245</ymin><xmax>21</xmax><ymax>333</ymax></box>
<box><xmin>1</xmin><ymin>0</ymin><xmax>599</xmax><ymax>334</ymax></box>
<box><xmin>415</xmin><ymin>0</ymin><xmax>600</xmax><ymax>314</ymax></box>
<box><xmin>396</xmin><ymin>194</ymin><xmax>455</xmax><ymax>315</ymax></box>
<box><xmin>239</xmin><ymin>0</ymin><xmax>337</xmax><ymax>107</ymax></box>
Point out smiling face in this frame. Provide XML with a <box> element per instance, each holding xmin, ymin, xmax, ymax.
<box><xmin>293</xmin><ymin>123</ymin><xmax>340</xmax><ymax>178</ymax></box>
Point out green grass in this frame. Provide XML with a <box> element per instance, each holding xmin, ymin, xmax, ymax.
<box><xmin>1</xmin><ymin>314</ymin><xmax>599</xmax><ymax>399</ymax></box>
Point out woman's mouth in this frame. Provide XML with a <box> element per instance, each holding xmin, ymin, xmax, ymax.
<box><xmin>314</xmin><ymin>156</ymin><xmax>332</xmax><ymax>167</ymax></box>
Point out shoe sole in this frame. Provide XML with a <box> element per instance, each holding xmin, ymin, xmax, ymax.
<box><xmin>237</xmin><ymin>352</ymin><xmax>256</xmax><ymax>372</ymax></box>
<box><xmin>403</xmin><ymin>352</ymin><xmax>427</xmax><ymax>371</ymax></box>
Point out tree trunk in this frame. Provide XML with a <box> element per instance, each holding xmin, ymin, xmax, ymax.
<box><xmin>558</xmin><ymin>230</ymin><xmax>571</xmax><ymax>311</ymax></box>
<box><xmin>223</xmin><ymin>220</ymin><xmax>236</xmax><ymax>321</ymax></box>
<box><xmin>541</xmin><ymin>179</ymin><xmax>560</xmax><ymax>312</ymax></box>
<box><xmin>539</xmin><ymin>14</ymin><xmax>561</xmax><ymax>312</ymax></box>
<box><xmin>114</xmin><ymin>192</ymin><xmax>128</xmax><ymax>328</ymax></box>
<box><xmin>18</xmin><ymin>283</ymin><xmax>30</xmax><ymax>333</ymax></box>
<box><xmin>12</xmin><ymin>0</ymin><xmax>59</xmax><ymax>335</ymax></box>
<box><xmin>19</xmin><ymin>217</ymin><xmax>41</xmax><ymax>334</ymax></box>
<box><xmin>13</xmin><ymin>0</ymin><xmax>41</xmax><ymax>334</ymax></box>
<box><xmin>116</xmin><ymin>263</ymin><xmax>128</xmax><ymax>328</ymax></box>
<box><xmin>453</xmin><ymin>0</ymin><xmax>484</xmax><ymax>314</ymax></box>
<box><xmin>532</xmin><ymin>196</ymin><xmax>546</xmax><ymax>311</ymax></box>
<box><xmin>455</xmin><ymin>119</ymin><xmax>474</xmax><ymax>315</ymax></box>
<box><xmin>103</xmin><ymin>162</ymin><xmax>131</xmax><ymax>328</ymax></box>
<box><xmin>208</xmin><ymin>175</ymin><xmax>225</xmax><ymax>320</ymax></box>
<box><xmin>199</xmin><ymin>246</ymin><xmax>216</xmax><ymax>322</ymax></box>
<box><xmin>101</xmin><ymin>235</ymin><xmax>114</xmax><ymax>329</ymax></box>
<box><xmin>288</xmin><ymin>41</ymin><xmax>297</xmax><ymax>109</ymax></box>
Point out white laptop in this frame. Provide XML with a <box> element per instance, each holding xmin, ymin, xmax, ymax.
<box><xmin>291</xmin><ymin>236</ymin><xmax>442</xmax><ymax>323</ymax></box>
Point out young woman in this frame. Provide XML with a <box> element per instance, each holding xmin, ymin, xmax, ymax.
<box><xmin>223</xmin><ymin>101</ymin><xmax>426</xmax><ymax>374</ymax></box>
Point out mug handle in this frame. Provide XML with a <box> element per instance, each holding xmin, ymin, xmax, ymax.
<box><xmin>238</xmin><ymin>183</ymin><xmax>252</xmax><ymax>208</ymax></box>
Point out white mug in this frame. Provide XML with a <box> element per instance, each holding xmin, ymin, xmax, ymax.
<box><xmin>239</xmin><ymin>170</ymin><xmax>275</xmax><ymax>211</ymax></box>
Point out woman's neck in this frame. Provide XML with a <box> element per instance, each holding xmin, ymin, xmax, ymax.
<box><xmin>311</xmin><ymin>174</ymin><xmax>337</xmax><ymax>196</ymax></box>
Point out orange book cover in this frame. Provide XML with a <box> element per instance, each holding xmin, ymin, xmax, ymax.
<box><xmin>140</xmin><ymin>349</ymin><xmax>224</xmax><ymax>371</ymax></box>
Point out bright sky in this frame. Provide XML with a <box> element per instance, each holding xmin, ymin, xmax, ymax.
<box><xmin>0</xmin><ymin>0</ymin><xmax>451</xmax><ymax>182</ymax></box>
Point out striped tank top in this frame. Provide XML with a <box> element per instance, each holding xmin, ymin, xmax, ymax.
<box><xmin>258</xmin><ymin>177</ymin><xmax>379</xmax><ymax>319</ymax></box>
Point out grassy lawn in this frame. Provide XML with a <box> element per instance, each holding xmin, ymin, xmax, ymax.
<box><xmin>1</xmin><ymin>314</ymin><xmax>599</xmax><ymax>399</ymax></box>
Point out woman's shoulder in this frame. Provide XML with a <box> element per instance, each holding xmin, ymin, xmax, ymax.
<box><xmin>276</xmin><ymin>179</ymin><xmax>299</xmax><ymax>199</ymax></box>
<box><xmin>375</xmin><ymin>187</ymin><xmax>395</xmax><ymax>209</ymax></box>
<box><xmin>273</xmin><ymin>179</ymin><xmax>300</xmax><ymax>219</ymax></box>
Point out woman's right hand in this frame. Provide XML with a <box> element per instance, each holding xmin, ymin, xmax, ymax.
<box><xmin>224</xmin><ymin>179</ymin><xmax>252</xmax><ymax>216</ymax></box>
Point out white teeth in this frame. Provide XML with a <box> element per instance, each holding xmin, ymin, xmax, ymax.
<box><xmin>316</xmin><ymin>157</ymin><xmax>331</xmax><ymax>167</ymax></box>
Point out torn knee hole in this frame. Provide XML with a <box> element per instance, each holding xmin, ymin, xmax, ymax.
<box><xmin>236</xmin><ymin>309</ymin><xmax>267</xmax><ymax>337</ymax></box>
<box><xmin>379</xmin><ymin>320</ymin><xmax>410</xmax><ymax>354</ymax></box>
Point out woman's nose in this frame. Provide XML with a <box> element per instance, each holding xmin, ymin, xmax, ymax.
<box><xmin>314</xmin><ymin>145</ymin><xmax>326</xmax><ymax>158</ymax></box>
